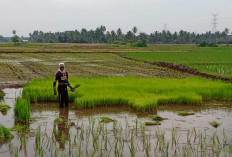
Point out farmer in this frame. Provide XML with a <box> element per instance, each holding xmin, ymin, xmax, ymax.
<box><xmin>53</xmin><ymin>63</ymin><xmax>75</xmax><ymax>108</ymax></box>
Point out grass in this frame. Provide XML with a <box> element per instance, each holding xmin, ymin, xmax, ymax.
<box><xmin>144</xmin><ymin>122</ymin><xmax>161</xmax><ymax>126</ymax></box>
<box><xmin>178</xmin><ymin>112</ymin><xmax>194</xmax><ymax>116</ymax></box>
<box><xmin>123</xmin><ymin>47</ymin><xmax>232</xmax><ymax>77</ymax></box>
<box><xmin>152</xmin><ymin>115</ymin><xmax>167</xmax><ymax>121</ymax></box>
<box><xmin>0</xmin><ymin>104</ymin><xmax>11</xmax><ymax>114</ymax></box>
<box><xmin>0</xmin><ymin>125</ymin><xmax>13</xmax><ymax>142</ymax></box>
<box><xmin>22</xmin><ymin>77</ymin><xmax>232</xmax><ymax>110</ymax></box>
<box><xmin>14</xmin><ymin>98</ymin><xmax>30</xmax><ymax>124</ymax></box>
<box><xmin>209</xmin><ymin>121</ymin><xmax>221</xmax><ymax>128</ymax></box>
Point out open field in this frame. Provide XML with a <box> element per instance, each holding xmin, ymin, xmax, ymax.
<box><xmin>123</xmin><ymin>46</ymin><xmax>232</xmax><ymax>77</ymax></box>
<box><xmin>0</xmin><ymin>43</ymin><xmax>232</xmax><ymax>156</ymax></box>
<box><xmin>0</xmin><ymin>52</ymin><xmax>192</xmax><ymax>85</ymax></box>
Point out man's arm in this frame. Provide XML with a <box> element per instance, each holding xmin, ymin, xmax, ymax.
<box><xmin>66</xmin><ymin>72</ymin><xmax>75</xmax><ymax>91</ymax></box>
<box><xmin>53</xmin><ymin>72</ymin><xmax>58</xmax><ymax>95</ymax></box>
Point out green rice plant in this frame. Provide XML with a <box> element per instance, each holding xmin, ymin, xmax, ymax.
<box><xmin>22</xmin><ymin>77</ymin><xmax>232</xmax><ymax>111</ymax></box>
<box><xmin>144</xmin><ymin>122</ymin><xmax>161</xmax><ymax>126</ymax></box>
<box><xmin>123</xmin><ymin>48</ymin><xmax>232</xmax><ymax>77</ymax></box>
<box><xmin>209</xmin><ymin>121</ymin><xmax>221</xmax><ymax>128</ymax></box>
<box><xmin>100</xmin><ymin>117</ymin><xmax>116</xmax><ymax>123</ymax></box>
<box><xmin>0</xmin><ymin>125</ymin><xmax>13</xmax><ymax>142</ymax></box>
<box><xmin>0</xmin><ymin>92</ymin><xmax>4</xmax><ymax>100</ymax></box>
<box><xmin>14</xmin><ymin>98</ymin><xmax>30</xmax><ymax>124</ymax></box>
<box><xmin>54</xmin><ymin>117</ymin><xmax>63</xmax><ymax>123</ymax></box>
<box><xmin>178</xmin><ymin>112</ymin><xmax>194</xmax><ymax>116</ymax></box>
<box><xmin>0</xmin><ymin>104</ymin><xmax>11</xmax><ymax>114</ymax></box>
<box><xmin>9</xmin><ymin>125</ymin><xmax>25</xmax><ymax>132</ymax></box>
<box><xmin>152</xmin><ymin>115</ymin><xmax>167</xmax><ymax>121</ymax></box>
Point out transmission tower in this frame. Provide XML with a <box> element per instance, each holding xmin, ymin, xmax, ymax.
<box><xmin>212</xmin><ymin>14</ymin><xmax>218</xmax><ymax>33</ymax></box>
<box><xmin>163</xmin><ymin>24</ymin><xmax>167</xmax><ymax>31</ymax></box>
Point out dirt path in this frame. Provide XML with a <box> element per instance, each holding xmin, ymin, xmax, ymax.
<box><xmin>114</xmin><ymin>52</ymin><xmax>232</xmax><ymax>83</ymax></box>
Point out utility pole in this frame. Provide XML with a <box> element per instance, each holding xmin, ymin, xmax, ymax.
<box><xmin>212</xmin><ymin>14</ymin><xmax>218</xmax><ymax>33</ymax></box>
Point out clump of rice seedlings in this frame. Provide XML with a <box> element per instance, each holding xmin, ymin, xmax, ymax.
<box><xmin>22</xmin><ymin>77</ymin><xmax>232</xmax><ymax>111</ymax></box>
<box><xmin>152</xmin><ymin>115</ymin><xmax>167</xmax><ymax>121</ymax></box>
<box><xmin>144</xmin><ymin>122</ymin><xmax>161</xmax><ymax>126</ymax></box>
<box><xmin>209</xmin><ymin>121</ymin><xmax>221</xmax><ymax>128</ymax></box>
<box><xmin>178</xmin><ymin>112</ymin><xmax>194</xmax><ymax>116</ymax></box>
<box><xmin>0</xmin><ymin>125</ymin><xmax>13</xmax><ymax>142</ymax></box>
<box><xmin>9</xmin><ymin>125</ymin><xmax>25</xmax><ymax>132</ymax></box>
<box><xmin>0</xmin><ymin>92</ymin><xmax>4</xmax><ymax>100</ymax></box>
<box><xmin>0</xmin><ymin>104</ymin><xmax>11</xmax><ymax>114</ymax></box>
<box><xmin>100</xmin><ymin>117</ymin><xmax>116</xmax><ymax>123</ymax></box>
<box><xmin>54</xmin><ymin>117</ymin><xmax>63</xmax><ymax>123</ymax></box>
<box><xmin>74</xmin><ymin>84</ymin><xmax>81</xmax><ymax>89</ymax></box>
<box><xmin>14</xmin><ymin>98</ymin><xmax>30</xmax><ymax>124</ymax></box>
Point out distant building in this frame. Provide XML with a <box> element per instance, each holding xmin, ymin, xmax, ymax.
<box><xmin>21</xmin><ymin>40</ymin><xmax>29</xmax><ymax>43</ymax></box>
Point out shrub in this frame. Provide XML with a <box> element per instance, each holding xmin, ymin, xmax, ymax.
<box><xmin>198</xmin><ymin>41</ymin><xmax>218</xmax><ymax>47</ymax></box>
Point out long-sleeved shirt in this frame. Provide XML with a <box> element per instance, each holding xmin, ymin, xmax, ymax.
<box><xmin>53</xmin><ymin>70</ymin><xmax>70</xmax><ymax>88</ymax></box>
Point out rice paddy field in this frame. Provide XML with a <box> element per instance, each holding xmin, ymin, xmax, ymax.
<box><xmin>122</xmin><ymin>46</ymin><xmax>232</xmax><ymax>77</ymax></box>
<box><xmin>0</xmin><ymin>43</ymin><xmax>232</xmax><ymax>156</ymax></box>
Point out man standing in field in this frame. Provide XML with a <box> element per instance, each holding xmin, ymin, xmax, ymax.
<box><xmin>53</xmin><ymin>63</ymin><xmax>75</xmax><ymax>108</ymax></box>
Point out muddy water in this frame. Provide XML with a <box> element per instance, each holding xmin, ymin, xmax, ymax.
<box><xmin>0</xmin><ymin>88</ymin><xmax>232</xmax><ymax>156</ymax></box>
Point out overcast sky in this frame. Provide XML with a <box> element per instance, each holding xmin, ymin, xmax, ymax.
<box><xmin>0</xmin><ymin>0</ymin><xmax>232</xmax><ymax>37</ymax></box>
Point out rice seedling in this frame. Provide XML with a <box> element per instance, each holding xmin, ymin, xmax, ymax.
<box><xmin>9</xmin><ymin>125</ymin><xmax>25</xmax><ymax>132</ymax></box>
<box><xmin>144</xmin><ymin>122</ymin><xmax>161</xmax><ymax>126</ymax></box>
<box><xmin>0</xmin><ymin>104</ymin><xmax>11</xmax><ymax>114</ymax></box>
<box><xmin>14</xmin><ymin>98</ymin><xmax>30</xmax><ymax>124</ymax></box>
<box><xmin>209</xmin><ymin>121</ymin><xmax>221</xmax><ymax>128</ymax></box>
<box><xmin>0</xmin><ymin>92</ymin><xmax>4</xmax><ymax>100</ymax></box>
<box><xmin>0</xmin><ymin>125</ymin><xmax>13</xmax><ymax>142</ymax></box>
<box><xmin>100</xmin><ymin>116</ymin><xmax>116</xmax><ymax>123</ymax></box>
<box><xmin>178</xmin><ymin>111</ymin><xmax>194</xmax><ymax>116</ymax></box>
<box><xmin>152</xmin><ymin>115</ymin><xmax>167</xmax><ymax>121</ymax></box>
<box><xmin>54</xmin><ymin>117</ymin><xmax>63</xmax><ymax>123</ymax></box>
<box><xmin>22</xmin><ymin>77</ymin><xmax>232</xmax><ymax>111</ymax></box>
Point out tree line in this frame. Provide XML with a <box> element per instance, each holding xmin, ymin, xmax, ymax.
<box><xmin>1</xmin><ymin>26</ymin><xmax>232</xmax><ymax>44</ymax></box>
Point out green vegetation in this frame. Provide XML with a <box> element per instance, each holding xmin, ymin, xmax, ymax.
<box><xmin>123</xmin><ymin>47</ymin><xmax>232</xmax><ymax>77</ymax></box>
<box><xmin>209</xmin><ymin>121</ymin><xmax>221</xmax><ymax>128</ymax></box>
<box><xmin>152</xmin><ymin>115</ymin><xmax>167</xmax><ymax>121</ymax></box>
<box><xmin>54</xmin><ymin>117</ymin><xmax>63</xmax><ymax>123</ymax></box>
<box><xmin>178</xmin><ymin>112</ymin><xmax>194</xmax><ymax>116</ymax></box>
<box><xmin>22</xmin><ymin>77</ymin><xmax>232</xmax><ymax>110</ymax></box>
<box><xmin>144</xmin><ymin>122</ymin><xmax>161</xmax><ymax>126</ymax></box>
<box><xmin>0</xmin><ymin>92</ymin><xmax>4</xmax><ymax>100</ymax></box>
<box><xmin>100</xmin><ymin>117</ymin><xmax>116</xmax><ymax>123</ymax></box>
<box><xmin>0</xmin><ymin>104</ymin><xmax>11</xmax><ymax>114</ymax></box>
<box><xmin>14</xmin><ymin>98</ymin><xmax>30</xmax><ymax>124</ymax></box>
<box><xmin>126</xmin><ymin>40</ymin><xmax>147</xmax><ymax>47</ymax></box>
<box><xmin>9</xmin><ymin>125</ymin><xmax>25</xmax><ymax>132</ymax></box>
<box><xmin>198</xmin><ymin>41</ymin><xmax>218</xmax><ymax>47</ymax></box>
<box><xmin>0</xmin><ymin>125</ymin><xmax>13</xmax><ymax>142</ymax></box>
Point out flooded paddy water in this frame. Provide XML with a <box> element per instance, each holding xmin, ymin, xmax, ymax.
<box><xmin>0</xmin><ymin>88</ymin><xmax>232</xmax><ymax>156</ymax></box>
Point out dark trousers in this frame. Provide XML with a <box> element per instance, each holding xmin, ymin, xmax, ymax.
<box><xmin>58</xmin><ymin>85</ymin><xmax>69</xmax><ymax>107</ymax></box>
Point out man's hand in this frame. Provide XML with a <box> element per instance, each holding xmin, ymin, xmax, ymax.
<box><xmin>54</xmin><ymin>88</ymin><xmax>57</xmax><ymax>95</ymax></box>
<box><xmin>70</xmin><ymin>86</ymin><xmax>75</xmax><ymax>92</ymax></box>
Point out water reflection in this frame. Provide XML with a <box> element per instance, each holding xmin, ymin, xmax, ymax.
<box><xmin>53</xmin><ymin>107</ymin><xmax>70</xmax><ymax>150</ymax></box>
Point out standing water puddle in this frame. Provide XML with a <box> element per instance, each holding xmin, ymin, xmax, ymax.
<box><xmin>0</xmin><ymin>88</ymin><xmax>232</xmax><ymax>156</ymax></box>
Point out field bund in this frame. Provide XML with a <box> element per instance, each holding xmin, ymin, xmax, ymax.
<box><xmin>21</xmin><ymin>77</ymin><xmax>232</xmax><ymax>110</ymax></box>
